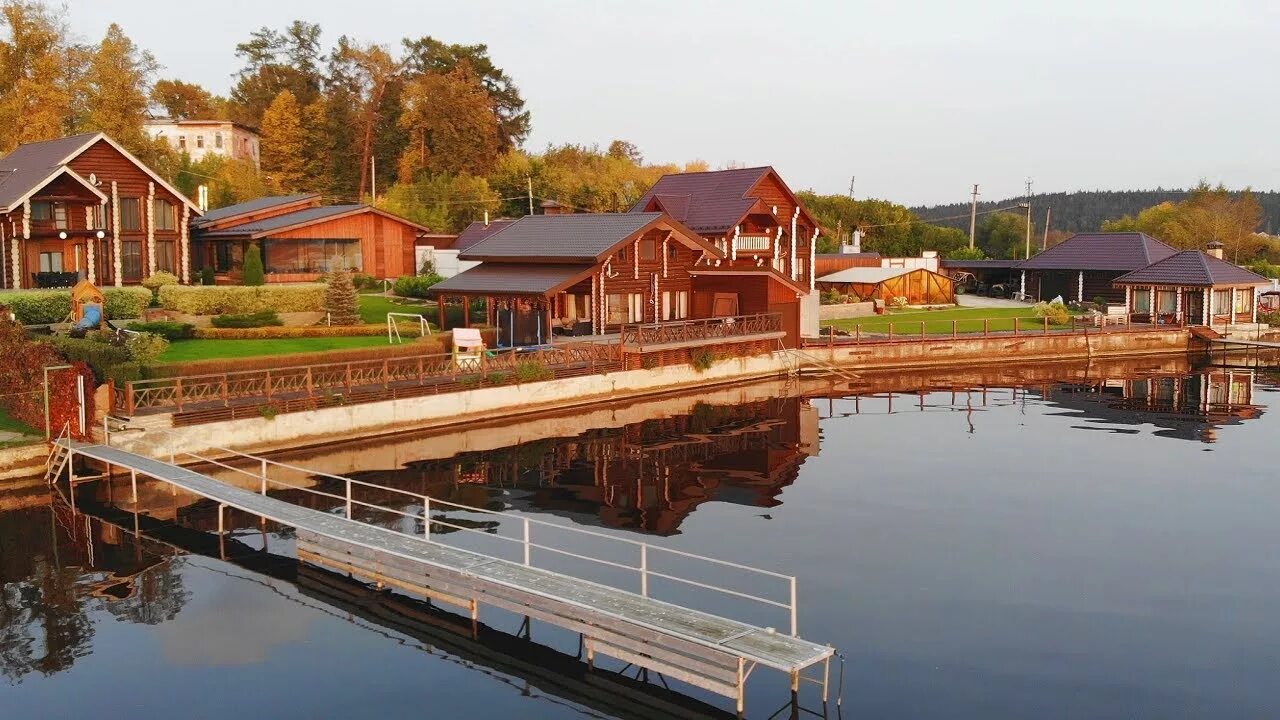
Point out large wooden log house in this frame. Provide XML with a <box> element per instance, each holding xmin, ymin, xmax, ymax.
<box><xmin>0</xmin><ymin>132</ymin><xmax>201</xmax><ymax>289</ymax></box>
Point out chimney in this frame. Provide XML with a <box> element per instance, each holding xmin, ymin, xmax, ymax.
<box><xmin>1207</xmin><ymin>240</ymin><xmax>1224</xmax><ymax>260</ymax></box>
<box><xmin>841</xmin><ymin>229</ymin><xmax>862</xmax><ymax>255</ymax></box>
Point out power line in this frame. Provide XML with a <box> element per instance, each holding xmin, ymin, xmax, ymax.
<box><xmin>861</xmin><ymin>203</ymin><xmax>1028</xmax><ymax>229</ymax></box>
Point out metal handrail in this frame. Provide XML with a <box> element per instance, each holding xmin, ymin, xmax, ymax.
<box><xmin>819</xmin><ymin>310</ymin><xmax>1185</xmax><ymax>346</ymax></box>
<box><xmin>119</xmin><ymin>426</ymin><xmax>800</xmax><ymax>635</ymax></box>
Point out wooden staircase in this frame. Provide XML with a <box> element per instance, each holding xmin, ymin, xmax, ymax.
<box><xmin>1190</xmin><ymin>326</ymin><xmax>1224</xmax><ymax>342</ymax></box>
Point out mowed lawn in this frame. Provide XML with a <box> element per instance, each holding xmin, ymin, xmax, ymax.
<box><xmin>358</xmin><ymin>293</ymin><xmax>433</xmax><ymax>325</ymax></box>
<box><xmin>160</xmin><ymin>336</ymin><xmax>391</xmax><ymax>362</ymax></box>
<box><xmin>0</xmin><ymin>406</ymin><xmax>39</xmax><ymax>447</ymax></box>
<box><xmin>822</xmin><ymin>306</ymin><xmax>1081</xmax><ymax>335</ymax></box>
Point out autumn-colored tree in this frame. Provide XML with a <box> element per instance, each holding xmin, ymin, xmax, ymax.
<box><xmin>1102</xmin><ymin>182</ymin><xmax>1264</xmax><ymax>261</ymax></box>
<box><xmin>377</xmin><ymin>173</ymin><xmax>499</xmax><ymax>232</ymax></box>
<box><xmin>229</xmin><ymin>20</ymin><xmax>322</xmax><ymax>126</ymax></box>
<box><xmin>0</xmin><ymin>0</ymin><xmax>76</xmax><ymax>150</ymax></box>
<box><xmin>259</xmin><ymin>89</ymin><xmax>307</xmax><ymax>192</ymax></box>
<box><xmin>171</xmin><ymin>154</ymin><xmax>272</xmax><ymax>209</ymax></box>
<box><xmin>151</xmin><ymin>78</ymin><xmax>226</xmax><ymax>120</ymax></box>
<box><xmin>328</xmin><ymin>38</ymin><xmax>403</xmax><ymax>199</ymax></box>
<box><xmin>83</xmin><ymin>23</ymin><xmax>158</xmax><ymax>154</ymax></box>
<box><xmin>397</xmin><ymin>63</ymin><xmax>500</xmax><ymax>180</ymax></box>
<box><xmin>402</xmin><ymin>36</ymin><xmax>529</xmax><ymax>150</ymax></box>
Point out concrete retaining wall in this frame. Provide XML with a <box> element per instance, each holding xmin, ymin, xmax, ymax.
<box><xmin>818</xmin><ymin>302</ymin><xmax>876</xmax><ymax>320</ymax></box>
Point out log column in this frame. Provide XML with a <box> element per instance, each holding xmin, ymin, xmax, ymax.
<box><xmin>180</xmin><ymin>203</ymin><xmax>190</xmax><ymax>284</ymax></box>
<box><xmin>111</xmin><ymin>181</ymin><xmax>122</xmax><ymax>287</ymax></box>
<box><xmin>145</xmin><ymin>182</ymin><xmax>156</xmax><ymax>277</ymax></box>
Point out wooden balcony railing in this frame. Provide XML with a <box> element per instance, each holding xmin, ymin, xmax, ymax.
<box><xmin>115</xmin><ymin>343</ymin><xmax>620</xmax><ymax>416</ymax></box>
<box><xmin>619</xmin><ymin>312</ymin><xmax>783</xmax><ymax>351</ymax></box>
<box><xmin>734</xmin><ymin>235</ymin><xmax>772</xmax><ymax>252</ymax></box>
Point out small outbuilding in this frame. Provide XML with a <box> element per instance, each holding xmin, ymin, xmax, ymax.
<box><xmin>816</xmin><ymin>266</ymin><xmax>954</xmax><ymax>305</ymax></box>
<box><xmin>1112</xmin><ymin>245</ymin><xmax>1270</xmax><ymax>327</ymax></box>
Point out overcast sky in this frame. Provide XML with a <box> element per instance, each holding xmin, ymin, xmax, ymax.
<box><xmin>64</xmin><ymin>0</ymin><xmax>1280</xmax><ymax>206</ymax></box>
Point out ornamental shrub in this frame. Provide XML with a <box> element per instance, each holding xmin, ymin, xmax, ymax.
<box><xmin>211</xmin><ymin>310</ymin><xmax>283</xmax><ymax>328</ymax></box>
<box><xmin>690</xmin><ymin>348</ymin><xmax>715</xmax><ymax>372</ymax></box>
<box><xmin>1033</xmin><ymin>301</ymin><xmax>1071</xmax><ymax>325</ymax></box>
<box><xmin>127</xmin><ymin>320</ymin><xmax>196</xmax><ymax>340</ymax></box>
<box><xmin>326</xmin><ymin>270</ymin><xmax>362</xmax><ymax>325</ymax></box>
<box><xmin>514</xmin><ymin>360</ymin><xmax>553</xmax><ymax>383</ymax></box>
<box><xmin>393</xmin><ymin>274</ymin><xmax>443</xmax><ymax>298</ymax></box>
<box><xmin>351</xmin><ymin>272</ymin><xmax>378</xmax><ymax>290</ymax></box>
<box><xmin>1</xmin><ymin>287</ymin><xmax>158</xmax><ymax>323</ymax></box>
<box><xmin>103</xmin><ymin>287</ymin><xmax>154</xmax><ymax>319</ymax></box>
<box><xmin>200</xmin><ymin>266</ymin><xmax>216</xmax><ymax>286</ymax></box>
<box><xmin>141</xmin><ymin>271</ymin><xmax>179</xmax><ymax>293</ymax></box>
<box><xmin>158</xmin><ymin>284</ymin><xmax>326</xmax><ymax>314</ymax></box>
<box><xmin>1258</xmin><ymin>310</ymin><xmax>1280</xmax><ymax>326</ymax></box>
<box><xmin>243</xmin><ymin>243</ymin><xmax>265</xmax><ymax>286</ymax></box>
<box><xmin>125</xmin><ymin>332</ymin><xmax>170</xmax><ymax>365</ymax></box>
<box><xmin>45</xmin><ymin>335</ymin><xmax>133</xmax><ymax>384</ymax></box>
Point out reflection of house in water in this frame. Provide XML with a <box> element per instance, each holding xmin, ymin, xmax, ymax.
<box><xmin>1035</xmin><ymin>369</ymin><xmax>1261</xmax><ymax>442</ymax></box>
<box><xmin>348</xmin><ymin>397</ymin><xmax>819</xmax><ymax>535</ymax></box>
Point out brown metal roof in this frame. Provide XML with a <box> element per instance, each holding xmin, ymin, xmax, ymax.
<box><xmin>460</xmin><ymin>212</ymin><xmax>712</xmax><ymax>263</ymax></box>
<box><xmin>1016</xmin><ymin>232</ymin><xmax>1177</xmax><ymax>271</ymax></box>
<box><xmin>430</xmin><ymin>263</ymin><xmax>594</xmax><ymax>296</ymax></box>
<box><xmin>192</xmin><ymin>194</ymin><xmax>319</xmax><ymax>228</ymax></box>
<box><xmin>1113</xmin><ymin>251</ymin><xmax>1270</xmax><ymax>287</ymax></box>
<box><xmin>0</xmin><ymin>132</ymin><xmax>101</xmax><ymax>211</ymax></box>
<box><xmin>453</xmin><ymin>219</ymin><xmax>516</xmax><ymax>251</ymax></box>
<box><xmin>630</xmin><ymin>167</ymin><xmax>778</xmax><ymax>234</ymax></box>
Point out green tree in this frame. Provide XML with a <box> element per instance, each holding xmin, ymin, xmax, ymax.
<box><xmin>1102</xmin><ymin>182</ymin><xmax>1264</xmax><ymax>262</ymax></box>
<box><xmin>259</xmin><ymin>89</ymin><xmax>307</xmax><ymax>192</ymax></box>
<box><xmin>945</xmin><ymin>246</ymin><xmax>987</xmax><ymax>260</ymax></box>
<box><xmin>979</xmin><ymin>212</ymin><xmax>1036</xmax><ymax>260</ymax></box>
<box><xmin>172</xmin><ymin>154</ymin><xmax>272</xmax><ymax>209</ymax></box>
<box><xmin>229</xmin><ymin>20</ymin><xmax>323</xmax><ymax>126</ymax></box>
<box><xmin>151</xmin><ymin>78</ymin><xmax>224</xmax><ymax>120</ymax></box>
<box><xmin>378</xmin><ymin>173</ymin><xmax>499</xmax><ymax>232</ymax></box>
<box><xmin>401</xmin><ymin>35</ymin><xmax>529</xmax><ymax>149</ymax></box>
<box><xmin>398</xmin><ymin>63</ymin><xmax>500</xmax><ymax>180</ymax></box>
<box><xmin>82</xmin><ymin>23</ymin><xmax>157</xmax><ymax>154</ymax></box>
<box><xmin>325</xmin><ymin>269</ymin><xmax>360</xmax><ymax>325</ymax></box>
<box><xmin>328</xmin><ymin>38</ymin><xmax>403</xmax><ymax>199</ymax></box>
<box><xmin>0</xmin><ymin>0</ymin><xmax>76</xmax><ymax>151</ymax></box>
<box><xmin>242</xmin><ymin>242</ymin><xmax>264</xmax><ymax>285</ymax></box>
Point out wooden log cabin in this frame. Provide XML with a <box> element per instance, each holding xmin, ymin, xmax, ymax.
<box><xmin>429</xmin><ymin>211</ymin><xmax>800</xmax><ymax>351</ymax></box>
<box><xmin>1111</xmin><ymin>245</ymin><xmax>1270</xmax><ymax>328</ymax></box>
<box><xmin>0</xmin><ymin>132</ymin><xmax>201</xmax><ymax>289</ymax></box>
<box><xmin>190</xmin><ymin>194</ymin><xmax>433</xmax><ymax>282</ymax></box>
<box><xmin>1014</xmin><ymin>232</ymin><xmax>1178</xmax><ymax>303</ymax></box>
<box><xmin>630</xmin><ymin>167</ymin><xmax>822</xmax><ymax>338</ymax></box>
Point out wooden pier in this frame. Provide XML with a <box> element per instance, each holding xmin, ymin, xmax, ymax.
<box><xmin>51</xmin><ymin>436</ymin><xmax>835</xmax><ymax>715</ymax></box>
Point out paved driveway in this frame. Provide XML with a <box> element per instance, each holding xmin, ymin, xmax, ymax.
<box><xmin>956</xmin><ymin>294</ymin><xmax>1033</xmax><ymax>308</ymax></box>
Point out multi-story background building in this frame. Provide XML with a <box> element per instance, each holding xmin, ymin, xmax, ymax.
<box><xmin>145</xmin><ymin>119</ymin><xmax>260</xmax><ymax>168</ymax></box>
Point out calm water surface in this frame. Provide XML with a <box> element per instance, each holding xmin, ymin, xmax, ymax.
<box><xmin>3</xmin><ymin>359</ymin><xmax>1279</xmax><ymax>718</ymax></box>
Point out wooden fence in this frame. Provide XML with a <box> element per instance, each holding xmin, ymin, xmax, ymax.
<box><xmin>115</xmin><ymin>342</ymin><xmax>620</xmax><ymax>417</ymax></box>
<box><xmin>811</xmin><ymin>312</ymin><xmax>1180</xmax><ymax>347</ymax></box>
<box><xmin>619</xmin><ymin>313</ymin><xmax>782</xmax><ymax>351</ymax></box>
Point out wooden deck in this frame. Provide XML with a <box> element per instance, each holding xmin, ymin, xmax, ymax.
<box><xmin>55</xmin><ymin>439</ymin><xmax>835</xmax><ymax>714</ymax></box>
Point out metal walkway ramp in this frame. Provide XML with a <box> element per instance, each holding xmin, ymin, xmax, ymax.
<box><xmin>55</xmin><ymin>438</ymin><xmax>835</xmax><ymax>715</ymax></box>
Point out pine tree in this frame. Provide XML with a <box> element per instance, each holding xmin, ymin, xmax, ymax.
<box><xmin>242</xmin><ymin>242</ymin><xmax>264</xmax><ymax>286</ymax></box>
<box><xmin>260</xmin><ymin>89</ymin><xmax>307</xmax><ymax>192</ymax></box>
<box><xmin>325</xmin><ymin>269</ymin><xmax>360</xmax><ymax>325</ymax></box>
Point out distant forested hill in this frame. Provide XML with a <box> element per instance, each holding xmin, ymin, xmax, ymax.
<box><xmin>912</xmin><ymin>190</ymin><xmax>1280</xmax><ymax>235</ymax></box>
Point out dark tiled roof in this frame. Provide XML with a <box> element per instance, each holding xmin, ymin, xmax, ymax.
<box><xmin>0</xmin><ymin>133</ymin><xmax>99</xmax><ymax>211</ymax></box>
<box><xmin>196</xmin><ymin>204</ymin><xmax>361</xmax><ymax>237</ymax></box>
<box><xmin>453</xmin><ymin>219</ymin><xmax>516</xmax><ymax>251</ymax></box>
<box><xmin>430</xmin><ymin>263</ymin><xmax>592</xmax><ymax>295</ymax></box>
<box><xmin>192</xmin><ymin>194</ymin><xmax>318</xmax><ymax>227</ymax></box>
<box><xmin>461</xmin><ymin>213</ymin><xmax>663</xmax><ymax>262</ymax></box>
<box><xmin>939</xmin><ymin>259</ymin><xmax>1018</xmax><ymax>269</ymax></box>
<box><xmin>630</xmin><ymin>167</ymin><xmax>772</xmax><ymax>233</ymax></box>
<box><xmin>1016</xmin><ymin>232</ymin><xmax>1177</xmax><ymax>271</ymax></box>
<box><xmin>1114</xmin><ymin>251</ymin><xmax>1271</xmax><ymax>286</ymax></box>
<box><xmin>817</xmin><ymin>252</ymin><xmax>882</xmax><ymax>260</ymax></box>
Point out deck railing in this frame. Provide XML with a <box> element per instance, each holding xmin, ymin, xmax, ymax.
<box><xmin>813</xmin><ymin>311</ymin><xmax>1184</xmax><ymax>346</ymax></box>
<box><xmin>109</xmin><ymin>426</ymin><xmax>800</xmax><ymax>636</ymax></box>
<box><xmin>734</xmin><ymin>235</ymin><xmax>772</xmax><ymax>252</ymax></box>
<box><xmin>115</xmin><ymin>343</ymin><xmax>620</xmax><ymax>416</ymax></box>
<box><xmin>620</xmin><ymin>312</ymin><xmax>783</xmax><ymax>351</ymax></box>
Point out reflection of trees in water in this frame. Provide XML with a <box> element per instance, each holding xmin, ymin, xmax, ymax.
<box><xmin>0</xmin><ymin>504</ymin><xmax>192</xmax><ymax>683</ymax></box>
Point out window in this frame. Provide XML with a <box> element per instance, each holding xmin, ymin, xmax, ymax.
<box><xmin>1132</xmin><ymin>288</ymin><xmax>1151</xmax><ymax>313</ymax></box>
<box><xmin>154</xmin><ymin>198</ymin><xmax>176</xmax><ymax>231</ymax></box>
<box><xmin>39</xmin><ymin>252</ymin><xmax>63</xmax><ymax>273</ymax></box>
<box><xmin>88</xmin><ymin>204</ymin><xmax>105</xmax><ymax>230</ymax></box>
<box><xmin>214</xmin><ymin>132</ymin><xmax>223</xmax><ymax>149</ymax></box>
<box><xmin>796</xmin><ymin>257</ymin><xmax>807</xmax><ymax>277</ymax></box>
<box><xmin>1213</xmin><ymin>288</ymin><xmax>1232</xmax><ymax>315</ymax></box>
<box><xmin>262</xmin><ymin>238</ymin><xmax>362</xmax><ymax>274</ymax></box>
<box><xmin>155</xmin><ymin>240</ymin><xmax>176</xmax><ymax>273</ymax></box>
<box><xmin>660</xmin><ymin>291</ymin><xmax>689</xmax><ymax>320</ymax></box>
<box><xmin>119</xmin><ymin>198</ymin><xmax>141</xmax><ymax>231</ymax></box>
<box><xmin>196</xmin><ymin>135</ymin><xmax>204</xmax><ymax>149</ymax></box>
<box><xmin>676</xmin><ymin>290</ymin><xmax>689</xmax><ymax>319</ymax></box>
<box><xmin>30</xmin><ymin>201</ymin><xmax>53</xmax><ymax>221</ymax></box>
<box><xmin>617</xmin><ymin>246</ymin><xmax>627</xmax><ymax>263</ymax></box>
<box><xmin>662</xmin><ymin>291</ymin><xmax>671</xmax><ymax>320</ymax></box>
<box><xmin>213</xmin><ymin>241</ymin><xmax>237</xmax><ymax>272</ymax></box>
<box><xmin>1235</xmin><ymin>289</ymin><xmax>1252</xmax><ymax>314</ymax></box>
<box><xmin>178</xmin><ymin>136</ymin><xmax>186</xmax><ymax>150</ymax></box>
<box><xmin>639</xmin><ymin>238</ymin><xmax>656</xmax><ymax>261</ymax></box>
<box><xmin>122</xmin><ymin>240</ymin><xmax>143</xmax><ymax>281</ymax></box>
<box><xmin>606</xmin><ymin>293</ymin><xmax>643</xmax><ymax>325</ymax></box>
<box><xmin>53</xmin><ymin>202</ymin><xmax>66</xmax><ymax>229</ymax></box>
<box><xmin>668</xmin><ymin>243</ymin><xmax>678</xmax><ymax>260</ymax></box>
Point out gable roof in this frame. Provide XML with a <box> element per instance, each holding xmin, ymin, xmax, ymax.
<box><xmin>453</xmin><ymin>218</ymin><xmax>516</xmax><ymax>251</ymax></box>
<box><xmin>1016</xmin><ymin>232</ymin><xmax>1177</xmax><ymax>271</ymax></box>
<box><xmin>631</xmin><ymin>167</ymin><xmax>817</xmax><ymax>235</ymax></box>
<box><xmin>817</xmin><ymin>266</ymin><xmax>916</xmax><ymax>284</ymax></box>
<box><xmin>460</xmin><ymin>212</ymin><xmax>721</xmax><ymax>263</ymax></box>
<box><xmin>0</xmin><ymin>133</ymin><xmax>109</xmax><ymax>212</ymax></box>
<box><xmin>1113</xmin><ymin>251</ymin><xmax>1271</xmax><ymax>287</ymax></box>
<box><xmin>192</xmin><ymin>193</ymin><xmax>318</xmax><ymax>228</ymax></box>
<box><xmin>194</xmin><ymin>203</ymin><xmax>431</xmax><ymax>238</ymax></box>
<box><xmin>430</xmin><ymin>262</ymin><xmax>595</xmax><ymax>296</ymax></box>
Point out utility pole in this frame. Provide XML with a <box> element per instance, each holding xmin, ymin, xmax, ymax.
<box><xmin>848</xmin><ymin>176</ymin><xmax>855</xmax><ymax>200</ymax></box>
<box><xmin>1042</xmin><ymin>206</ymin><xmax>1052</xmax><ymax>251</ymax></box>
<box><xmin>370</xmin><ymin>155</ymin><xmax>376</xmax><ymax>203</ymax></box>
<box><xmin>526</xmin><ymin>176</ymin><xmax>534</xmax><ymax>215</ymax></box>
<box><xmin>968</xmin><ymin>184</ymin><xmax>980</xmax><ymax>250</ymax></box>
<box><xmin>1023</xmin><ymin>178</ymin><xmax>1033</xmax><ymax>260</ymax></box>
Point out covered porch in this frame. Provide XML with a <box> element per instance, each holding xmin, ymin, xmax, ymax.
<box><xmin>1112</xmin><ymin>249</ymin><xmax>1271</xmax><ymax>331</ymax></box>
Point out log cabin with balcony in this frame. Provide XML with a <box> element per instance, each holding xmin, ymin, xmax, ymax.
<box><xmin>630</xmin><ymin>166</ymin><xmax>822</xmax><ymax>338</ymax></box>
<box><xmin>0</xmin><ymin>132</ymin><xmax>200</xmax><ymax>289</ymax></box>
<box><xmin>190</xmin><ymin>193</ymin><xmax>433</xmax><ymax>282</ymax></box>
<box><xmin>429</xmin><ymin>212</ymin><xmax>796</xmax><ymax>360</ymax></box>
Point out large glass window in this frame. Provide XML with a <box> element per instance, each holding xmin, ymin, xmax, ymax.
<box><xmin>30</xmin><ymin>201</ymin><xmax>53</xmax><ymax>221</ymax></box>
<box><xmin>154</xmin><ymin>198</ymin><xmax>176</xmax><ymax>231</ymax></box>
<box><xmin>1213</xmin><ymin>288</ymin><xmax>1232</xmax><ymax>314</ymax></box>
<box><xmin>262</xmin><ymin>239</ymin><xmax>362</xmax><ymax>274</ymax></box>
<box><xmin>1132</xmin><ymin>288</ymin><xmax>1151</xmax><ymax>313</ymax></box>
<box><xmin>606</xmin><ymin>293</ymin><xmax>642</xmax><ymax>325</ymax></box>
<box><xmin>120</xmin><ymin>198</ymin><xmax>141</xmax><ymax>231</ymax></box>
<box><xmin>1156</xmin><ymin>290</ymin><xmax>1177</xmax><ymax>314</ymax></box>
<box><xmin>122</xmin><ymin>240</ymin><xmax>143</xmax><ymax>281</ymax></box>
<box><xmin>155</xmin><ymin>240</ymin><xmax>176</xmax><ymax>273</ymax></box>
<box><xmin>1235</xmin><ymin>289</ymin><xmax>1252</xmax><ymax>314</ymax></box>
<box><xmin>39</xmin><ymin>252</ymin><xmax>63</xmax><ymax>272</ymax></box>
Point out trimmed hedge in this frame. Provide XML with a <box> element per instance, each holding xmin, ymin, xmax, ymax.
<box><xmin>45</xmin><ymin>335</ymin><xmax>135</xmax><ymax>384</ymax></box>
<box><xmin>158</xmin><ymin>283</ymin><xmax>327</xmax><ymax>314</ymax></box>
<box><xmin>211</xmin><ymin>309</ymin><xmax>283</xmax><ymax>328</ymax></box>
<box><xmin>0</xmin><ymin>287</ymin><xmax>152</xmax><ymax>324</ymax></box>
<box><xmin>128</xmin><ymin>320</ymin><xmax>196</xmax><ymax>340</ymax></box>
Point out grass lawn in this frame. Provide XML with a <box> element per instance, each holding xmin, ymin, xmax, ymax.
<box><xmin>0</xmin><ymin>406</ymin><xmax>39</xmax><ymax>448</ymax></box>
<box><xmin>160</xmin><ymin>336</ymin><xmax>392</xmax><ymax>363</ymax></box>
<box><xmin>822</xmin><ymin>306</ymin><xmax>1082</xmax><ymax>335</ymax></box>
<box><xmin>358</xmin><ymin>293</ymin><xmax>434</xmax><ymax>325</ymax></box>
